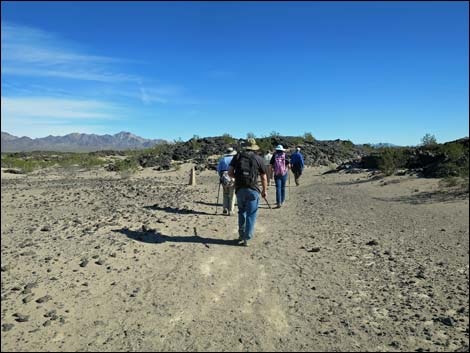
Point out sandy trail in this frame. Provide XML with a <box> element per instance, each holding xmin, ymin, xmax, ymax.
<box><xmin>1</xmin><ymin>165</ymin><xmax>468</xmax><ymax>351</ymax></box>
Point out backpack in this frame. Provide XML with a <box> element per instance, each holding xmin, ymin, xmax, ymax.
<box><xmin>220</xmin><ymin>171</ymin><xmax>234</xmax><ymax>187</ymax></box>
<box><xmin>274</xmin><ymin>152</ymin><xmax>287</xmax><ymax>176</ymax></box>
<box><xmin>234</xmin><ymin>152</ymin><xmax>258</xmax><ymax>189</ymax></box>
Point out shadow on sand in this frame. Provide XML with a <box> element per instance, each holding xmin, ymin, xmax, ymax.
<box><xmin>194</xmin><ymin>200</ymin><xmax>221</xmax><ymax>207</ymax></box>
<box><xmin>143</xmin><ymin>204</ymin><xmax>214</xmax><ymax>216</ymax></box>
<box><xmin>374</xmin><ymin>190</ymin><xmax>469</xmax><ymax>205</ymax></box>
<box><xmin>113</xmin><ymin>228</ymin><xmax>241</xmax><ymax>247</ymax></box>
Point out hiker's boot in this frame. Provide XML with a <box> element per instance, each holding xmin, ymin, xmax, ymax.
<box><xmin>223</xmin><ymin>209</ymin><xmax>228</xmax><ymax>215</ymax></box>
<box><xmin>241</xmin><ymin>240</ymin><xmax>248</xmax><ymax>247</ymax></box>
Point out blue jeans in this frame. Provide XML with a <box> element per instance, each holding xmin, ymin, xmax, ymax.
<box><xmin>274</xmin><ymin>173</ymin><xmax>288</xmax><ymax>205</ymax></box>
<box><xmin>236</xmin><ymin>188</ymin><xmax>260</xmax><ymax>241</ymax></box>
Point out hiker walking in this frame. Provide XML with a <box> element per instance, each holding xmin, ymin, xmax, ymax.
<box><xmin>217</xmin><ymin>147</ymin><xmax>237</xmax><ymax>216</ymax></box>
<box><xmin>263</xmin><ymin>150</ymin><xmax>273</xmax><ymax>186</ymax></box>
<box><xmin>270</xmin><ymin>145</ymin><xmax>290</xmax><ymax>208</ymax></box>
<box><xmin>228</xmin><ymin>138</ymin><xmax>267</xmax><ymax>246</ymax></box>
<box><xmin>290</xmin><ymin>146</ymin><xmax>305</xmax><ymax>186</ymax></box>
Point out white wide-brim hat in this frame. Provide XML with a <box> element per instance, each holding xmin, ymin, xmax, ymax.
<box><xmin>275</xmin><ymin>145</ymin><xmax>285</xmax><ymax>151</ymax></box>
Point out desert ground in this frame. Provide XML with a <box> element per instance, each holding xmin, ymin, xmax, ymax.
<box><xmin>1</xmin><ymin>164</ymin><xmax>469</xmax><ymax>352</ymax></box>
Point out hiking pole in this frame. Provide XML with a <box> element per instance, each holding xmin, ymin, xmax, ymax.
<box><xmin>263</xmin><ymin>196</ymin><xmax>272</xmax><ymax>209</ymax></box>
<box><xmin>215</xmin><ymin>182</ymin><xmax>221</xmax><ymax>214</ymax></box>
<box><xmin>288</xmin><ymin>169</ymin><xmax>291</xmax><ymax>201</ymax></box>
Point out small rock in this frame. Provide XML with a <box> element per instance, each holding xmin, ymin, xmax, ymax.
<box><xmin>13</xmin><ymin>313</ymin><xmax>29</xmax><ymax>322</ymax></box>
<box><xmin>366</xmin><ymin>240</ymin><xmax>379</xmax><ymax>246</ymax></box>
<box><xmin>36</xmin><ymin>295</ymin><xmax>52</xmax><ymax>304</ymax></box>
<box><xmin>79</xmin><ymin>259</ymin><xmax>89</xmax><ymax>268</ymax></box>
<box><xmin>22</xmin><ymin>294</ymin><xmax>35</xmax><ymax>304</ymax></box>
<box><xmin>434</xmin><ymin>316</ymin><xmax>455</xmax><ymax>327</ymax></box>
<box><xmin>2</xmin><ymin>323</ymin><xmax>14</xmax><ymax>331</ymax></box>
<box><xmin>40</xmin><ymin>226</ymin><xmax>51</xmax><ymax>232</ymax></box>
<box><xmin>308</xmin><ymin>247</ymin><xmax>321</xmax><ymax>253</ymax></box>
<box><xmin>44</xmin><ymin>310</ymin><xmax>57</xmax><ymax>318</ymax></box>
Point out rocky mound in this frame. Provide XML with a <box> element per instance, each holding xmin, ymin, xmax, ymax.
<box><xmin>134</xmin><ymin>136</ymin><xmax>367</xmax><ymax>171</ymax></box>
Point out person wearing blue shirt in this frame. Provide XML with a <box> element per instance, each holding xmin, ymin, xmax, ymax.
<box><xmin>217</xmin><ymin>147</ymin><xmax>237</xmax><ymax>215</ymax></box>
<box><xmin>290</xmin><ymin>146</ymin><xmax>305</xmax><ymax>186</ymax></box>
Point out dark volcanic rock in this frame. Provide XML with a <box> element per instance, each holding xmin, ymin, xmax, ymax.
<box><xmin>434</xmin><ymin>316</ymin><xmax>456</xmax><ymax>327</ymax></box>
<box><xmin>13</xmin><ymin>313</ymin><xmax>29</xmax><ymax>322</ymax></box>
<box><xmin>36</xmin><ymin>295</ymin><xmax>52</xmax><ymax>304</ymax></box>
<box><xmin>2</xmin><ymin>323</ymin><xmax>15</xmax><ymax>331</ymax></box>
<box><xmin>366</xmin><ymin>240</ymin><xmax>379</xmax><ymax>246</ymax></box>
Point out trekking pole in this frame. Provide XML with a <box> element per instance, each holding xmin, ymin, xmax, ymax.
<box><xmin>288</xmin><ymin>169</ymin><xmax>291</xmax><ymax>201</ymax></box>
<box><xmin>215</xmin><ymin>182</ymin><xmax>221</xmax><ymax>214</ymax></box>
<box><xmin>263</xmin><ymin>196</ymin><xmax>272</xmax><ymax>209</ymax></box>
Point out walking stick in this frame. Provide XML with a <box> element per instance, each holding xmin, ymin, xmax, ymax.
<box><xmin>288</xmin><ymin>169</ymin><xmax>291</xmax><ymax>201</ymax></box>
<box><xmin>215</xmin><ymin>182</ymin><xmax>221</xmax><ymax>214</ymax></box>
<box><xmin>263</xmin><ymin>196</ymin><xmax>272</xmax><ymax>209</ymax></box>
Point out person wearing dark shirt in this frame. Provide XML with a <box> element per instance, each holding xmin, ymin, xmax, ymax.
<box><xmin>228</xmin><ymin>138</ymin><xmax>267</xmax><ymax>246</ymax></box>
<box><xmin>290</xmin><ymin>146</ymin><xmax>305</xmax><ymax>186</ymax></box>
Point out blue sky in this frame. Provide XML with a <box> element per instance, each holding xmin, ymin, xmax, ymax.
<box><xmin>1</xmin><ymin>1</ymin><xmax>468</xmax><ymax>145</ymax></box>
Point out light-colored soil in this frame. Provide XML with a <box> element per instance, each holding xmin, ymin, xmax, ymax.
<box><xmin>1</xmin><ymin>165</ymin><xmax>469</xmax><ymax>352</ymax></box>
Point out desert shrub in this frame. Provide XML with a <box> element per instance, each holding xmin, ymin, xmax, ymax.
<box><xmin>421</xmin><ymin>133</ymin><xmax>437</xmax><ymax>146</ymax></box>
<box><xmin>439</xmin><ymin>176</ymin><xmax>469</xmax><ymax>194</ymax></box>
<box><xmin>246</xmin><ymin>132</ymin><xmax>256</xmax><ymax>139</ymax></box>
<box><xmin>57</xmin><ymin>154</ymin><xmax>106</xmax><ymax>169</ymax></box>
<box><xmin>111</xmin><ymin>158</ymin><xmax>139</xmax><ymax>173</ymax></box>
<box><xmin>292</xmin><ymin>136</ymin><xmax>304</xmax><ymax>147</ymax></box>
<box><xmin>222</xmin><ymin>133</ymin><xmax>236</xmax><ymax>145</ymax></box>
<box><xmin>257</xmin><ymin>138</ymin><xmax>274</xmax><ymax>154</ymax></box>
<box><xmin>442</xmin><ymin>143</ymin><xmax>467</xmax><ymax>162</ymax></box>
<box><xmin>342</xmin><ymin>140</ymin><xmax>355</xmax><ymax>150</ymax></box>
<box><xmin>377</xmin><ymin>148</ymin><xmax>409</xmax><ymax>176</ymax></box>
<box><xmin>1</xmin><ymin>155</ymin><xmax>55</xmax><ymax>173</ymax></box>
<box><xmin>190</xmin><ymin>135</ymin><xmax>202</xmax><ymax>151</ymax></box>
<box><xmin>303</xmin><ymin>132</ymin><xmax>315</xmax><ymax>142</ymax></box>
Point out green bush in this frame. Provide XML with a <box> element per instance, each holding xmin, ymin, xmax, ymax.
<box><xmin>421</xmin><ymin>133</ymin><xmax>437</xmax><ymax>146</ymax></box>
<box><xmin>377</xmin><ymin>148</ymin><xmax>408</xmax><ymax>176</ymax></box>
<box><xmin>303</xmin><ymin>132</ymin><xmax>315</xmax><ymax>142</ymax></box>
<box><xmin>222</xmin><ymin>133</ymin><xmax>236</xmax><ymax>145</ymax></box>
<box><xmin>112</xmin><ymin>158</ymin><xmax>139</xmax><ymax>172</ymax></box>
<box><xmin>292</xmin><ymin>136</ymin><xmax>304</xmax><ymax>147</ymax></box>
<box><xmin>246</xmin><ymin>132</ymin><xmax>256</xmax><ymax>139</ymax></box>
<box><xmin>257</xmin><ymin>138</ymin><xmax>274</xmax><ymax>154</ymax></box>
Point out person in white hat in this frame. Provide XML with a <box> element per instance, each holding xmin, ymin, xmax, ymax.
<box><xmin>269</xmin><ymin>145</ymin><xmax>290</xmax><ymax>208</ymax></box>
<box><xmin>217</xmin><ymin>147</ymin><xmax>237</xmax><ymax>215</ymax></box>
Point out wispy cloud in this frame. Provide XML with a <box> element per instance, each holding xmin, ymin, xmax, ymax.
<box><xmin>1</xmin><ymin>21</ymin><xmax>211</xmax><ymax>138</ymax></box>
<box><xmin>1</xmin><ymin>22</ymin><xmax>139</xmax><ymax>83</ymax></box>
<box><xmin>1</xmin><ymin>96</ymin><xmax>124</xmax><ymax>137</ymax></box>
<box><xmin>1</xmin><ymin>97</ymin><xmax>121</xmax><ymax>120</ymax></box>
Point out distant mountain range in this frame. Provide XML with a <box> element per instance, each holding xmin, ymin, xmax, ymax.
<box><xmin>1</xmin><ymin>131</ymin><xmax>166</xmax><ymax>152</ymax></box>
<box><xmin>369</xmin><ymin>143</ymin><xmax>402</xmax><ymax>148</ymax></box>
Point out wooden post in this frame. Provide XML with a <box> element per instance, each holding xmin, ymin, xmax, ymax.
<box><xmin>189</xmin><ymin>167</ymin><xmax>196</xmax><ymax>186</ymax></box>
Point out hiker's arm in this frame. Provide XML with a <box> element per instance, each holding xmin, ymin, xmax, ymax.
<box><xmin>228</xmin><ymin>166</ymin><xmax>235</xmax><ymax>179</ymax></box>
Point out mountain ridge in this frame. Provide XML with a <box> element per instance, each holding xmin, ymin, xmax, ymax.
<box><xmin>1</xmin><ymin>131</ymin><xmax>166</xmax><ymax>152</ymax></box>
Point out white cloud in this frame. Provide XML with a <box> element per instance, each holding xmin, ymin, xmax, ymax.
<box><xmin>1</xmin><ymin>22</ymin><xmax>138</xmax><ymax>83</ymax></box>
<box><xmin>1</xmin><ymin>97</ymin><xmax>120</xmax><ymax>120</ymax></box>
<box><xmin>1</xmin><ymin>96</ymin><xmax>123</xmax><ymax>138</ymax></box>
